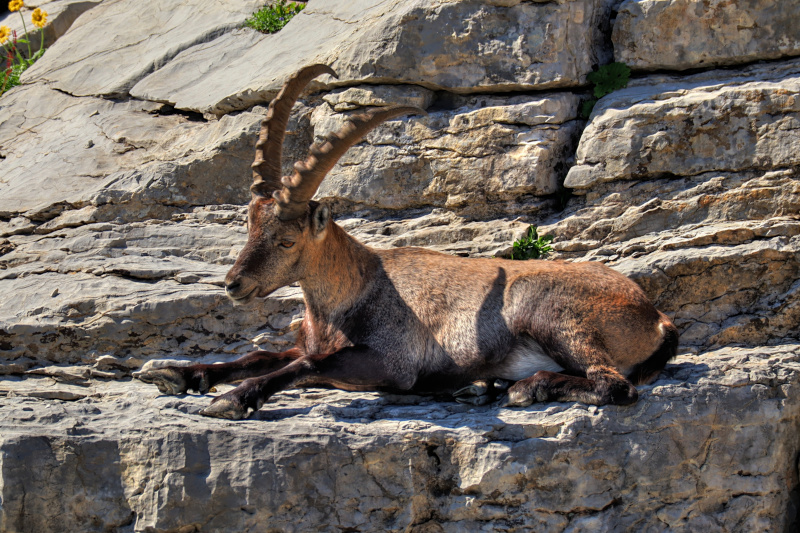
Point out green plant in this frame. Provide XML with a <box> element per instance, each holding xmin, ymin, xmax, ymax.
<box><xmin>244</xmin><ymin>0</ymin><xmax>305</xmax><ymax>34</ymax></box>
<box><xmin>510</xmin><ymin>225</ymin><xmax>554</xmax><ymax>260</ymax></box>
<box><xmin>1</xmin><ymin>1</ymin><xmax>48</xmax><ymax>97</ymax></box>
<box><xmin>580</xmin><ymin>62</ymin><xmax>631</xmax><ymax>118</ymax></box>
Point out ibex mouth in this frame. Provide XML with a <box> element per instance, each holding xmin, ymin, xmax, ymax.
<box><xmin>229</xmin><ymin>291</ymin><xmax>256</xmax><ymax>305</ymax></box>
<box><xmin>226</xmin><ymin>282</ymin><xmax>258</xmax><ymax>305</ymax></box>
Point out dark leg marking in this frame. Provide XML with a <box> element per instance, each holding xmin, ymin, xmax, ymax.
<box><xmin>503</xmin><ymin>366</ymin><xmax>638</xmax><ymax>407</ymax></box>
<box><xmin>200</xmin><ymin>346</ymin><xmax>404</xmax><ymax>420</ymax></box>
<box><xmin>136</xmin><ymin>349</ymin><xmax>303</xmax><ymax>395</ymax></box>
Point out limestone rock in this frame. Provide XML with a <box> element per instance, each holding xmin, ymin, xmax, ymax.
<box><xmin>0</xmin><ymin>84</ymin><xmax>260</xmax><ymax>220</ymax></box>
<box><xmin>565</xmin><ymin>59</ymin><xmax>800</xmax><ymax>191</ymax></box>
<box><xmin>21</xmin><ymin>0</ymin><xmax>264</xmax><ymax>97</ymax></box>
<box><xmin>130</xmin><ymin>0</ymin><xmax>615</xmax><ymax>115</ymax></box>
<box><xmin>0</xmin><ymin>344</ymin><xmax>798</xmax><ymax>531</ymax></box>
<box><xmin>322</xmin><ymin>84</ymin><xmax>436</xmax><ymax>112</ymax></box>
<box><xmin>0</xmin><ymin>211</ymin><xmax>307</xmax><ymax>363</ymax></box>
<box><xmin>311</xmin><ymin>90</ymin><xmax>581</xmax><ymax>214</ymax></box>
<box><xmin>614</xmin><ymin>0</ymin><xmax>800</xmax><ymax>71</ymax></box>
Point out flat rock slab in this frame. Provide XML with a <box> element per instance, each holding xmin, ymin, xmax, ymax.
<box><xmin>311</xmin><ymin>89</ymin><xmax>581</xmax><ymax>213</ymax></box>
<box><xmin>0</xmin><ymin>344</ymin><xmax>798</xmax><ymax>531</ymax></box>
<box><xmin>0</xmin><ymin>85</ymin><xmax>259</xmax><ymax>219</ymax></box>
<box><xmin>565</xmin><ymin>58</ymin><xmax>800</xmax><ymax>191</ymax></box>
<box><xmin>131</xmin><ymin>0</ymin><xmax>613</xmax><ymax>116</ymax></box>
<box><xmin>614</xmin><ymin>0</ymin><xmax>800</xmax><ymax>71</ymax></box>
<box><xmin>21</xmin><ymin>0</ymin><xmax>264</xmax><ymax>97</ymax></box>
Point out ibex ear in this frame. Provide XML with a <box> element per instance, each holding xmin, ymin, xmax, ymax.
<box><xmin>311</xmin><ymin>203</ymin><xmax>330</xmax><ymax>239</ymax></box>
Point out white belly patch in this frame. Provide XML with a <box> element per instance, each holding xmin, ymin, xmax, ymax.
<box><xmin>493</xmin><ymin>336</ymin><xmax>563</xmax><ymax>381</ymax></box>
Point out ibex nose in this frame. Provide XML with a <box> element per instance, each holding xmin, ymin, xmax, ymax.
<box><xmin>225</xmin><ymin>280</ymin><xmax>241</xmax><ymax>294</ymax></box>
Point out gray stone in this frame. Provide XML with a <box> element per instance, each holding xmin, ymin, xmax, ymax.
<box><xmin>311</xmin><ymin>90</ymin><xmax>581</xmax><ymax>214</ymax></box>
<box><xmin>130</xmin><ymin>0</ymin><xmax>615</xmax><ymax>116</ymax></box>
<box><xmin>0</xmin><ymin>344</ymin><xmax>798</xmax><ymax>531</ymax></box>
<box><xmin>614</xmin><ymin>0</ymin><xmax>800</xmax><ymax>71</ymax></box>
<box><xmin>565</xmin><ymin>59</ymin><xmax>800</xmax><ymax>191</ymax></box>
<box><xmin>0</xmin><ymin>84</ymin><xmax>260</xmax><ymax>220</ymax></box>
<box><xmin>21</xmin><ymin>0</ymin><xmax>263</xmax><ymax>97</ymax></box>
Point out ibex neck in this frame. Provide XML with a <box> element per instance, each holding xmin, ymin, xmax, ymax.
<box><xmin>299</xmin><ymin>222</ymin><xmax>379</xmax><ymax>318</ymax></box>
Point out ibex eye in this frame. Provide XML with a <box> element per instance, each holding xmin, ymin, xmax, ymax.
<box><xmin>280</xmin><ymin>241</ymin><xmax>295</xmax><ymax>248</ymax></box>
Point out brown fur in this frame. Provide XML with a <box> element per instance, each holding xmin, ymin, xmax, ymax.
<box><xmin>137</xmin><ymin>66</ymin><xmax>679</xmax><ymax>419</ymax></box>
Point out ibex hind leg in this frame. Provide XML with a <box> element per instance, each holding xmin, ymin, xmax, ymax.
<box><xmin>503</xmin><ymin>365</ymin><xmax>638</xmax><ymax>407</ymax></box>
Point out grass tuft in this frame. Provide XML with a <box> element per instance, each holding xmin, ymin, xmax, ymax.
<box><xmin>244</xmin><ymin>0</ymin><xmax>305</xmax><ymax>34</ymax></box>
<box><xmin>510</xmin><ymin>225</ymin><xmax>554</xmax><ymax>260</ymax></box>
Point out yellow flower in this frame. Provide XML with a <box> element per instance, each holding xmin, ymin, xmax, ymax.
<box><xmin>31</xmin><ymin>7</ymin><xmax>47</xmax><ymax>28</ymax></box>
<box><xmin>8</xmin><ymin>0</ymin><xmax>23</xmax><ymax>13</ymax></box>
<box><xmin>0</xmin><ymin>26</ymin><xmax>9</xmax><ymax>44</ymax></box>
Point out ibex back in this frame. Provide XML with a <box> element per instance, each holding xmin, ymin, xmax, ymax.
<box><xmin>138</xmin><ymin>65</ymin><xmax>679</xmax><ymax>420</ymax></box>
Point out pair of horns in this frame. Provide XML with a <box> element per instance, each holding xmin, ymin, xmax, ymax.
<box><xmin>252</xmin><ymin>64</ymin><xmax>426</xmax><ymax>220</ymax></box>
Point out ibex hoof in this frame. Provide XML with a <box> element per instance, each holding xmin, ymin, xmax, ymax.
<box><xmin>453</xmin><ymin>380</ymin><xmax>490</xmax><ymax>398</ymax></box>
<box><xmin>200</xmin><ymin>398</ymin><xmax>247</xmax><ymax>420</ymax></box>
<box><xmin>136</xmin><ymin>368</ymin><xmax>187</xmax><ymax>396</ymax></box>
<box><xmin>500</xmin><ymin>388</ymin><xmax>534</xmax><ymax>408</ymax></box>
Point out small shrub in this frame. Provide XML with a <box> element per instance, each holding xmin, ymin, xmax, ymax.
<box><xmin>510</xmin><ymin>225</ymin><xmax>554</xmax><ymax>260</ymax></box>
<box><xmin>1</xmin><ymin>1</ymin><xmax>48</xmax><ymax>97</ymax></box>
<box><xmin>244</xmin><ymin>0</ymin><xmax>305</xmax><ymax>34</ymax></box>
<box><xmin>580</xmin><ymin>62</ymin><xmax>631</xmax><ymax>118</ymax></box>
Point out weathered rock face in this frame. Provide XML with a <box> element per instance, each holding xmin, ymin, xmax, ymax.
<box><xmin>558</xmin><ymin>59</ymin><xmax>800</xmax><ymax>350</ymax></box>
<box><xmin>614</xmin><ymin>0</ymin><xmax>800</xmax><ymax>71</ymax></box>
<box><xmin>0</xmin><ymin>85</ymin><xmax>260</xmax><ymax>219</ymax></box>
<box><xmin>130</xmin><ymin>0</ymin><xmax>616</xmax><ymax>116</ymax></box>
<box><xmin>1</xmin><ymin>344</ymin><xmax>799</xmax><ymax>532</ymax></box>
<box><xmin>21</xmin><ymin>0</ymin><xmax>265</xmax><ymax>97</ymax></box>
<box><xmin>312</xmin><ymin>90</ymin><xmax>581</xmax><ymax>214</ymax></box>
<box><xmin>565</xmin><ymin>59</ymin><xmax>800</xmax><ymax>191</ymax></box>
<box><xmin>2</xmin><ymin>0</ymin><xmax>800</xmax><ymax>529</ymax></box>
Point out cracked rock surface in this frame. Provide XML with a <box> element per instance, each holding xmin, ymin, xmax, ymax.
<box><xmin>1</xmin><ymin>344</ymin><xmax>799</xmax><ymax>532</ymax></box>
<box><xmin>614</xmin><ymin>0</ymin><xmax>800</xmax><ymax>71</ymax></box>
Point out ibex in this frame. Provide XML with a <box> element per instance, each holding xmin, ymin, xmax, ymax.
<box><xmin>138</xmin><ymin>65</ymin><xmax>679</xmax><ymax>420</ymax></box>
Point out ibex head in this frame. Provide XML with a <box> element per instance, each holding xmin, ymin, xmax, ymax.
<box><xmin>224</xmin><ymin>65</ymin><xmax>424</xmax><ymax>303</ymax></box>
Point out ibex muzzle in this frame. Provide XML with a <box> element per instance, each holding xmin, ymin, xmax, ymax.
<box><xmin>138</xmin><ymin>65</ymin><xmax>679</xmax><ymax>420</ymax></box>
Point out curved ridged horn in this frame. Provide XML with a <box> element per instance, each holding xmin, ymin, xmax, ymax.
<box><xmin>251</xmin><ymin>64</ymin><xmax>338</xmax><ymax>198</ymax></box>
<box><xmin>274</xmin><ymin>105</ymin><xmax>427</xmax><ymax>220</ymax></box>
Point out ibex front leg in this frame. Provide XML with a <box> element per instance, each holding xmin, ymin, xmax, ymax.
<box><xmin>137</xmin><ymin>348</ymin><xmax>303</xmax><ymax>395</ymax></box>
<box><xmin>201</xmin><ymin>347</ymin><xmax>403</xmax><ymax>420</ymax></box>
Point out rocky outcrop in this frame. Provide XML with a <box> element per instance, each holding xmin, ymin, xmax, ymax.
<box><xmin>614</xmin><ymin>0</ymin><xmax>800</xmax><ymax>71</ymax></box>
<box><xmin>560</xmin><ymin>58</ymin><xmax>800</xmax><ymax>349</ymax></box>
<box><xmin>1</xmin><ymin>344</ymin><xmax>799</xmax><ymax>532</ymax></box>
<box><xmin>21</xmin><ymin>0</ymin><xmax>265</xmax><ymax>98</ymax></box>
<box><xmin>1</xmin><ymin>0</ymin><xmax>800</xmax><ymax>530</ymax></box>
<box><xmin>565</xmin><ymin>59</ymin><xmax>800</xmax><ymax>191</ymax></box>
<box><xmin>312</xmin><ymin>90</ymin><xmax>581</xmax><ymax>213</ymax></box>
<box><xmin>128</xmin><ymin>0</ymin><xmax>617</xmax><ymax>116</ymax></box>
